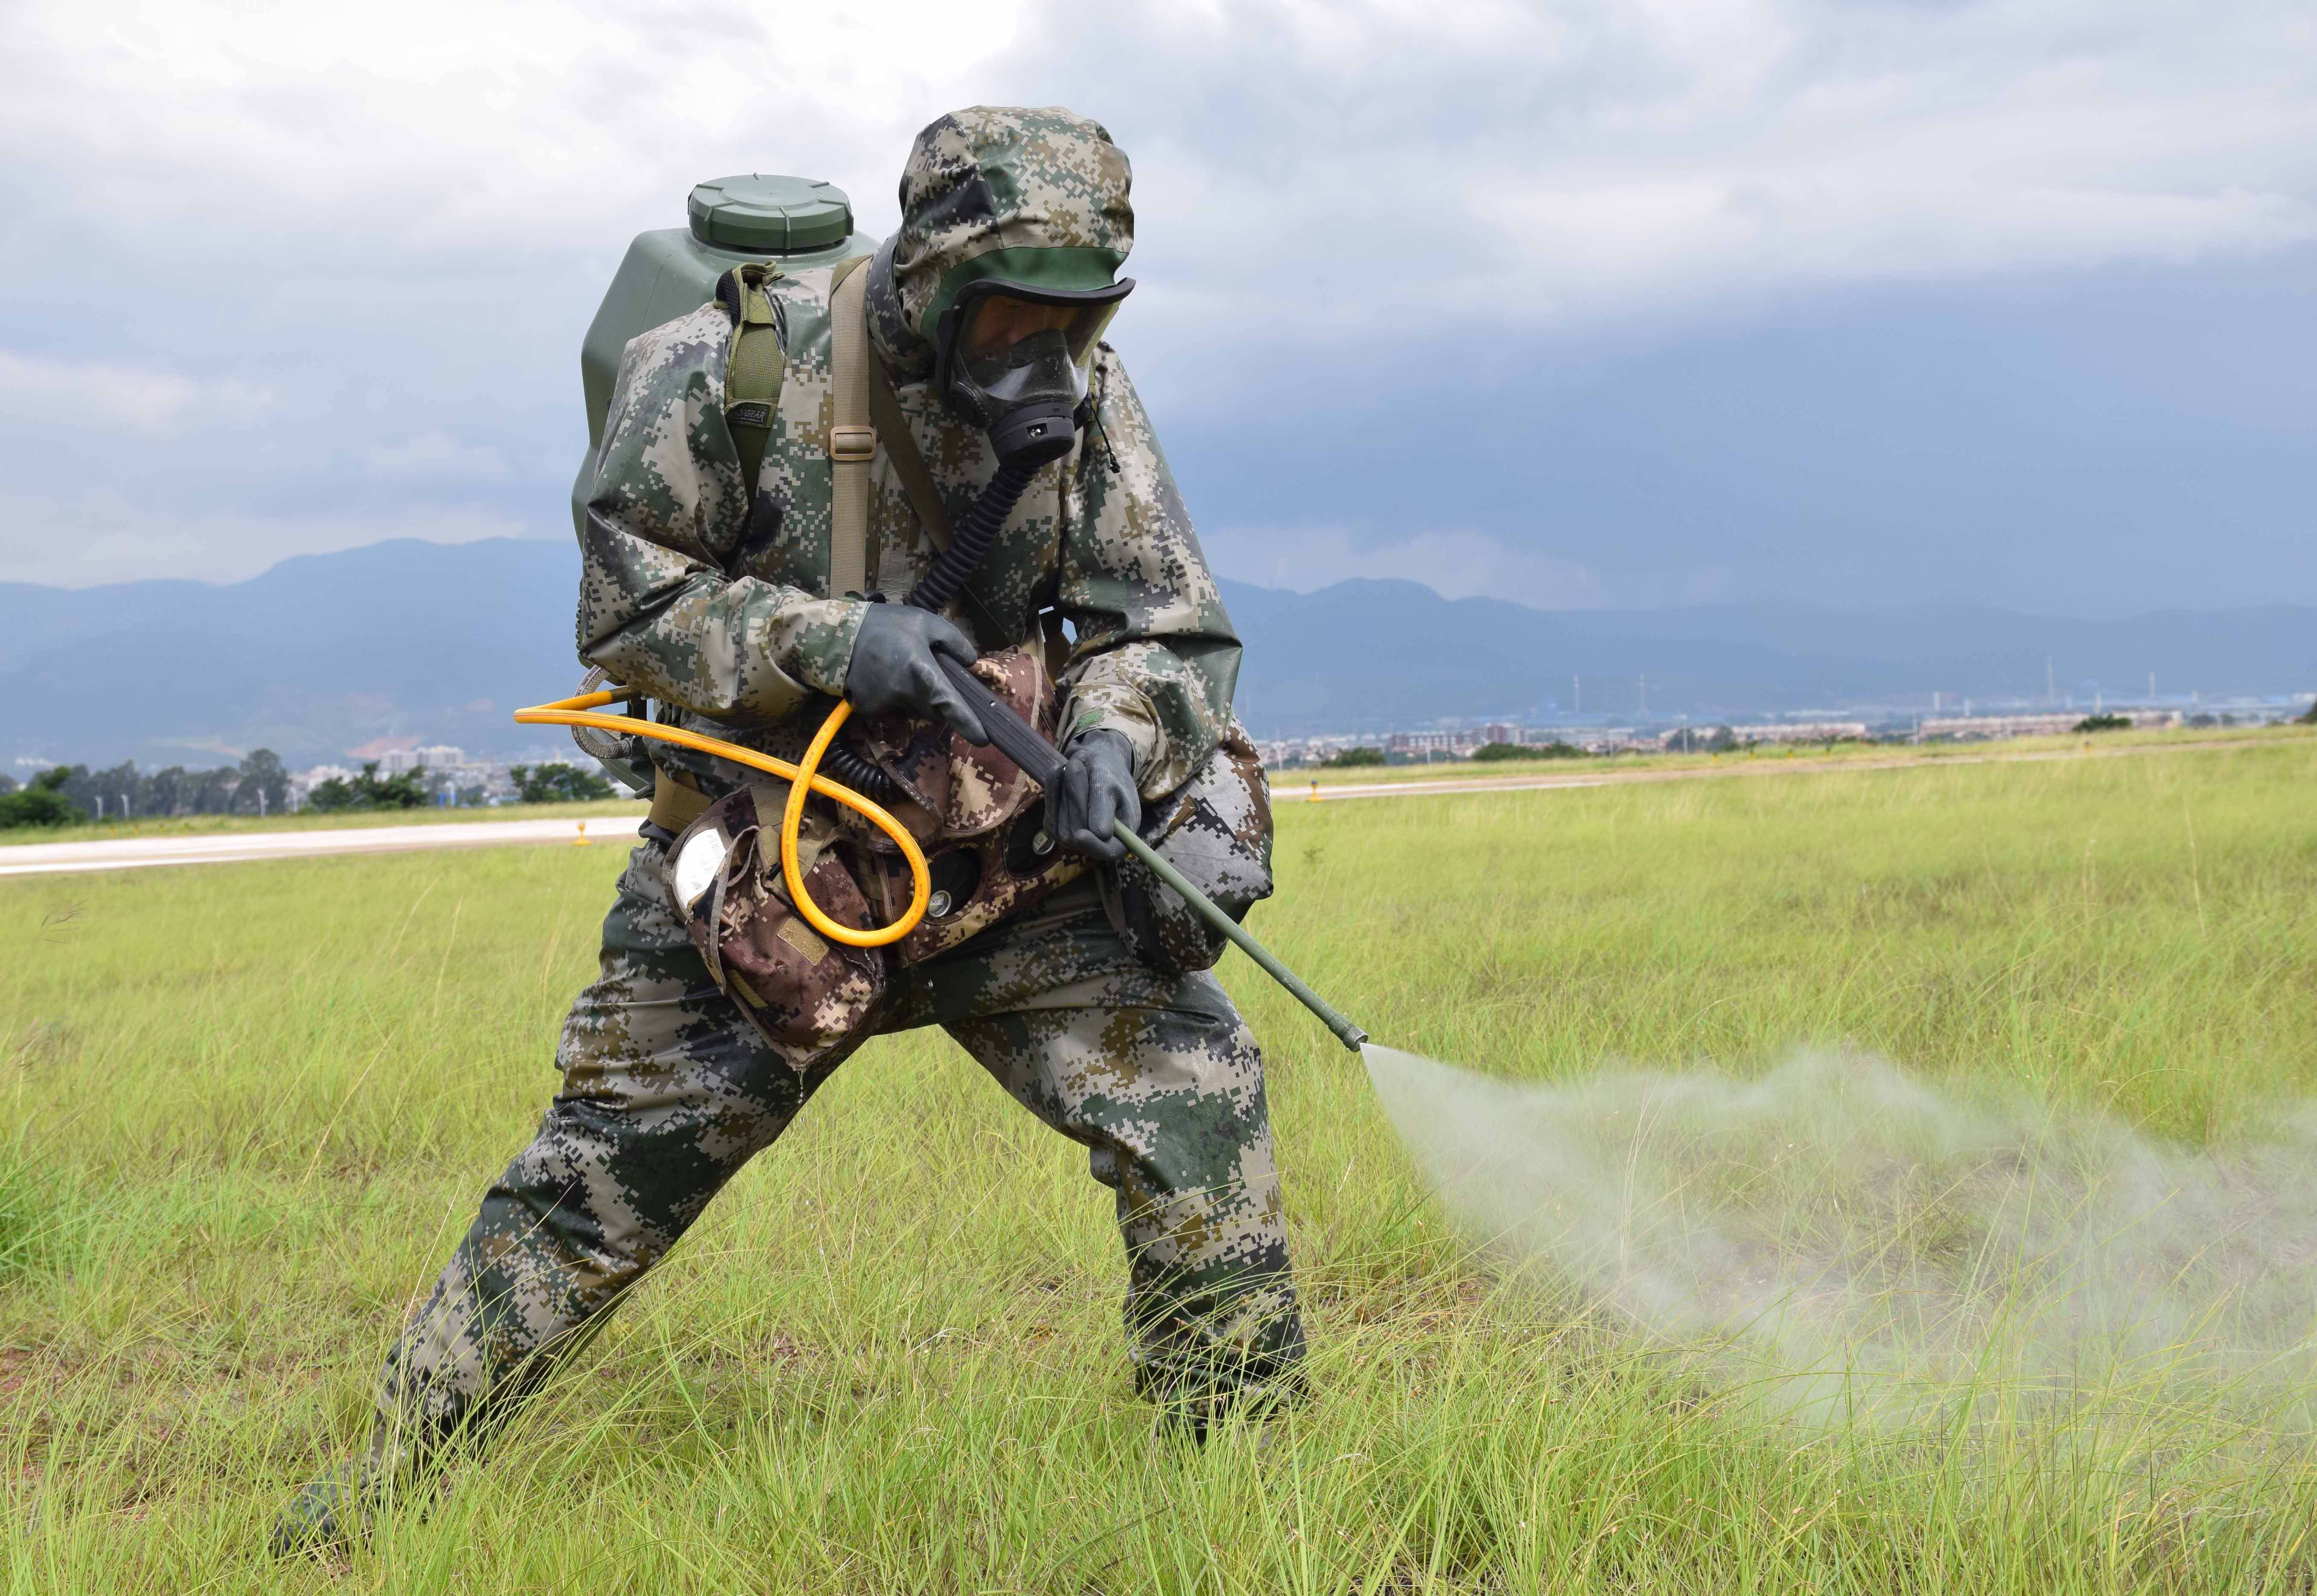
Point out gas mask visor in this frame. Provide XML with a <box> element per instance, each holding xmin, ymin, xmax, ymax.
<box><xmin>934</xmin><ymin>276</ymin><xmax>1134</xmax><ymax>469</ymax></box>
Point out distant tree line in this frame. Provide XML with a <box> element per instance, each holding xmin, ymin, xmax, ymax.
<box><xmin>0</xmin><ymin>769</ymin><xmax>77</xmax><ymax>828</ymax></box>
<box><xmin>303</xmin><ymin>762</ymin><xmax>432</xmax><ymax>812</ymax></box>
<box><xmin>303</xmin><ymin>760</ymin><xmax>613</xmax><ymax>810</ymax></box>
<box><xmin>1663</xmin><ymin>725</ymin><xmax>1738</xmax><ymax>754</ymax></box>
<box><xmin>0</xmin><ymin>749</ymin><xmax>290</xmax><ymax>829</ymax></box>
<box><xmin>301</xmin><ymin>761</ymin><xmax>612</xmax><ymax>810</ymax></box>
<box><xmin>1472</xmin><ymin>740</ymin><xmax>1584</xmax><ymax>761</ymax></box>
<box><xmin>509</xmin><ymin>763</ymin><xmax>615</xmax><ymax>803</ymax></box>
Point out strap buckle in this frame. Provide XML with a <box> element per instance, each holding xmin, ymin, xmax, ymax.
<box><xmin>830</xmin><ymin>424</ymin><xmax>877</xmax><ymax>463</ymax></box>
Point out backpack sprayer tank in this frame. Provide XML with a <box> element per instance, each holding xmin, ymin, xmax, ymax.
<box><xmin>571</xmin><ymin>174</ymin><xmax>877</xmax><ymax>535</ymax></box>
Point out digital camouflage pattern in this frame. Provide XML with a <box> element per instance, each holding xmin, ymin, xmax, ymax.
<box><xmin>579</xmin><ymin>101</ymin><xmax>1234</xmax><ymax>803</ymax></box>
<box><xmin>657</xmin><ymin>650</ymin><xmax>1091</xmax><ymax>1072</ymax></box>
<box><xmin>885</xmin><ymin>105</ymin><xmax>1135</xmax><ymax>340</ymax></box>
<box><xmin>1102</xmin><ymin>719</ymin><xmax>1276</xmax><ymax>978</ymax></box>
<box><xmin>663</xmin><ymin>783</ymin><xmax>889</xmax><ymax>1068</ymax></box>
<box><xmin>367</xmin><ymin>842</ymin><xmax>1304</xmax><ymax>1474</ymax></box>
<box><xmin>336</xmin><ymin>106</ymin><xmax>1299</xmax><ymax>1493</ymax></box>
<box><xmin>841</xmin><ymin>648</ymin><xmax>1091</xmax><ymax>967</ymax></box>
<box><xmin>578</xmin><ymin>292</ymin><xmax>861</xmax><ymax>731</ymax></box>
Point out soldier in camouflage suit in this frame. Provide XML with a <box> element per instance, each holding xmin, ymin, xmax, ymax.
<box><xmin>278</xmin><ymin>106</ymin><xmax>1302</xmax><ymax>1549</ymax></box>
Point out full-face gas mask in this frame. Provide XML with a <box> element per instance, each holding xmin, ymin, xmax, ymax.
<box><xmin>870</xmin><ymin>270</ymin><xmax>1139</xmax><ymax>652</ymax></box>
<box><xmin>933</xmin><ymin>277</ymin><xmax>1134</xmax><ymax>470</ymax></box>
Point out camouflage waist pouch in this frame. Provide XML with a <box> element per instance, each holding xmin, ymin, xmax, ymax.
<box><xmin>1097</xmin><ymin>717</ymin><xmax>1275</xmax><ymax>977</ymax></box>
<box><xmin>661</xmin><ymin>782</ymin><xmax>888</xmax><ymax>1071</ymax></box>
<box><xmin>660</xmin><ymin>649</ymin><xmax>1083</xmax><ymax>1070</ymax></box>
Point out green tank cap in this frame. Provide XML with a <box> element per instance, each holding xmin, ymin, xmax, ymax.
<box><xmin>687</xmin><ymin>174</ymin><xmax>854</xmax><ymax>254</ymax></box>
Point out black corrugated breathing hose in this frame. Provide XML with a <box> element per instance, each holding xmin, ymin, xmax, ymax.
<box><xmin>903</xmin><ymin>456</ymin><xmax>1038</xmax><ymax>615</ymax></box>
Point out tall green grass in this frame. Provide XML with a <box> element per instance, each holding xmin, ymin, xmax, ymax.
<box><xmin>0</xmin><ymin>736</ymin><xmax>2311</xmax><ymax>1591</ymax></box>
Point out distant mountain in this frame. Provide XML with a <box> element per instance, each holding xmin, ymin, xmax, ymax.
<box><xmin>1226</xmin><ymin>581</ymin><xmax>2317</xmax><ymax>732</ymax></box>
<box><xmin>1</xmin><ymin>538</ymin><xmax>2309</xmax><ymax>767</ymax></box>
<box><xmin>1566</xmin><ymin>600</ymin><xmax>2314</xmax><ymax>698</ymax></box>
<box><xmin>0</xmin><ymin>539</ymin><xmax>583</xmax><ymax>770</ymax></box>
<box><xmin>1223</xmin><ymin>581</ymin><xmax>1900</xmax><ymax>729</ymax></box>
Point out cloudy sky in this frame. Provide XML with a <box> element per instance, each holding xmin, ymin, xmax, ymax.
<box><xmin>1</xmin><ymin>0</ymin><xmax>2310</xmax><ymax>615</ymax></box>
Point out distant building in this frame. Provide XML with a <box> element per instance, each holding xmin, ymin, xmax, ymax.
<box><xmin>1728</xmin><ymin>722</ymin><xmax>1870</xmax><ymax>745</ymax></box>
<box><xmin>1547</xmin><ymin>728</ymin><xmax>1656</xmax><ymax>754</ymax></box>
<box><xmin>287</xmin><ymin>764</ymin><xmax>354</xmax><ymax>811</ymax></box>
<box><xmin>1248</xmin><ymin>699</ymin><xmax>2217</xmax><ymax>770</ymax></box>
<box><xmin>1388</xmin><ymin>731</ymin><xmax>1460</xmax><ymax>755</ymax></box>
<box><xmin>1918</xmin><ymin>710</ymin><xmax>2179</xmax><ymax>740</ymax></box>
<box><xmin>286</xmin><ymin>749</ymin><xmax>538</xmax><ymax>809</ymax></box>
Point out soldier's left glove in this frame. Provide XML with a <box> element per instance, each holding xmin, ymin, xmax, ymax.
<box><xmin>1051</xmin><ymin>729</ymin><xmax>1139</xmax><ymax>862</ymax></box>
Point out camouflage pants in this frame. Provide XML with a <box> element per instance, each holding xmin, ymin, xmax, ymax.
<box><xmin>369</xmin><ymin>838</ymin><xmax>1303</xmax><ymax>1466</ymax></box>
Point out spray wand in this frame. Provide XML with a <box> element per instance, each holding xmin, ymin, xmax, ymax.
<box><xmin>932</xmin><ymin>657</ymin><xmax>1367</xmax><ymax>1051</ymax></box>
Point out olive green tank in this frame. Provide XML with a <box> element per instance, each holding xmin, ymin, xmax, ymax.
<box><xmin>572</xmin><ymin>174</ymin><xmax>875</xmax><ymax>533</ymax></box>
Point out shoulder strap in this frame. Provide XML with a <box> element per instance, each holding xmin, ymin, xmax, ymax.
<box><xmin>827</xmin><ymin>258</ymin><xmax>956</xmax><ymax>568</ymax></box>
<box><xmin>827</xmin><ymin>256</ymin><xmax>875</xmax><ymax>598</ymax></box>
<box><xmin>719</xmin><ymin>263</ymin><xmax>786</xmax><ymax>508</ymax></box>
<box><xmin>867</xmin><ymin>358</ymin><xmax>954</xmax><ymax>554</ymax></box>
<box><xmin>830</xmin><ymin>260</ymin><xmax>1025</xmax><ymax>643</ymax></box>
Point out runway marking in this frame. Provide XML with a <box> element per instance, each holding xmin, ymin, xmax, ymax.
<box><xmin>0</xmin><ymin>815</ymin><xmax>645</xmax><ymax>877</ymax></box>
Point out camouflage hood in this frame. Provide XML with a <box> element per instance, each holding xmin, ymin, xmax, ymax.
<box><xmin>867</xmin><ymin>106</ymin><xmax>1135</xmax><ymax>383</ymax></box>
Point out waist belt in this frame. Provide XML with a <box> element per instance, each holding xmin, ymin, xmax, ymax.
<box><xmin>649</xmin><ymin>767</ymin><xmax>713</xmax><ymax>834</ymax></box>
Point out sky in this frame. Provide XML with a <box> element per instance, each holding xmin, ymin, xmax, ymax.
<box><xmin>0</xmin><ymin>0</ymin><xmax>2310</xmax><ymax>616</ymax></box>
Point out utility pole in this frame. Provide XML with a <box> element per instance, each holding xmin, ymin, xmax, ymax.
<box><xmin>1638</xmin><ymin>674</ymin><xmax>1647</xmax><ymax>716</ymax></box>
<box><xmin>2047</xmin><ymin>656</ymin><xmax>2056</xmax><ymax>704</ymax></box>
<box><xmin>1573</xmin><ymin>674</ymin><xmax>1581</xmax><ymax>715</ymax></box>
<box><xmin>2148</xmin><ymin>671</ymin><xmax>2156</xmax><ymax>702</ymax></box>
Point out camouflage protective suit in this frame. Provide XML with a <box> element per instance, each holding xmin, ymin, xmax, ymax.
<box><xmin>362</xmin><ymin>108</ymin><xmax>1304</xmax><ymax>1475</ymax></box>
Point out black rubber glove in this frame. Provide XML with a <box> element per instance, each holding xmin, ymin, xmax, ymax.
<box><xmin>845</xmin><ymin>603</ymin><xmax>988</xmax><ymax>744</ymax></box>
<box><xmin>1052</xmin><ymin>728</ymin><xmax>1139</xmax><ymax>861</ymax></box>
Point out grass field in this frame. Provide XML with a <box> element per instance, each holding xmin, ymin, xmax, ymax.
<box><xmin>2</xmin><ymin>733</ymin><xmax>2313</xmax><ymax>1591</ymax></box>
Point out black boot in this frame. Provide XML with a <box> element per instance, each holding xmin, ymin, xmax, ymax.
<box><xmin>270</xmin><ymin>1461</ymin><xmax>381</xmax><ymax>1557</ymax></box>
<box><xmin>1145</xmin><ymin>1362</ymin><xmax>1309</xmax><ymax>1448</ymax></box>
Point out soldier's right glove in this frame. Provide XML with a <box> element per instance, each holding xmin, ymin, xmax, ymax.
<box><xmin>1051</xmin><ymin>728</ymin><xmax>1139</xmax><ymax>861</ymax></box>
<box><xmin>845</xmin><ymin>602</ymin><xmax>988</xmax><ymax>745</ymax></box>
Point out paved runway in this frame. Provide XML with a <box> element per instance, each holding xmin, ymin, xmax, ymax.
<box><xmin>0</xmin><ymin>735</ymin><xmax>2268</xmax><ymax>879</ymax></box>
<box><xmin>0</xmin><ymin>814</ymin><xmax>645</xmax><ymax>877</ymax></box>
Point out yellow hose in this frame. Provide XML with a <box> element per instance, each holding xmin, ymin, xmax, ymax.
<box><xmin>513</xmin><ymin>691</ymin><xmax>930</xmax><ymax>948</ymax></box>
